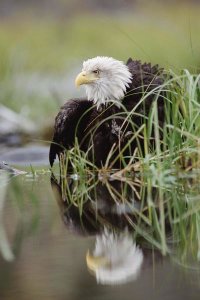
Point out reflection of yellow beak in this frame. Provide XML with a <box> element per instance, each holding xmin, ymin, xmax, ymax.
<box><xmin>86</xmin><ymin>250</ymin><xmax>108</xmax><ymax>271</ymax></box>
<box><xmin>75</xmin><ymin>71</ymin><xmax>97</xmax><ymax>87</ymax></box>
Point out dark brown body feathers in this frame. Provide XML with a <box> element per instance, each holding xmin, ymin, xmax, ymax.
<box><xmin>49</xmin><ymin>59</ymin><xmax>166</xmax><ymax>167</ymax></box>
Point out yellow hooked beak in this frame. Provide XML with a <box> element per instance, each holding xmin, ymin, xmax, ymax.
<box><xmin>75</xmin><ymin>71</ymin><xmax>97</xmax><ymax>87</ymax></box>
<box><xmin>86</xmin><ymin>250</ymin><xmax>108</xmax><ymax>271</ymax></box>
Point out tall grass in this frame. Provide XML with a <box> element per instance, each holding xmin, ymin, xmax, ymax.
<box><xmin>55</xmin><ymin>69</ymin><xmax>200</xmax><ymax>261</ymax></box>
<box><xmin>59</xmin><ymin>69</ymin><xmax>200</xmax><ymax>171</ymax></box>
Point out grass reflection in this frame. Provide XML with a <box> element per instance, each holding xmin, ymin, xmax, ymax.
<box><xmin>0</xmin><ymin>171</ymin><xmax>14</xmax><ymax>261</ymax></box>
<box><xmin>51</xmin><ymin>162</ymin><xmax>200</xmax><ymax>265</ymax></box>
<box><xmin>0</xmin><ymin>171</ymin><xmax>53</xmax><ymax>262</ymax></box>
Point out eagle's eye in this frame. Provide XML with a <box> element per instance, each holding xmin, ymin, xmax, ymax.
<box><xmin>93</xmin><ymin>69</ymin><xmax>100</xmax><ymax>75</ymax></box>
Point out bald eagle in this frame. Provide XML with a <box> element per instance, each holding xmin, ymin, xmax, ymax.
<box><xmin>49</xmin><ymin>56</ymin><xmax>166</xmax><ymax>167</ymax></box>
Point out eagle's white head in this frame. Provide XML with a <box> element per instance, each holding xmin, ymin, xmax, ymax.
<box><xmin>75</xmin><ymin>56</ymin><xmax>132</xmax><ymax>109</ymax></box>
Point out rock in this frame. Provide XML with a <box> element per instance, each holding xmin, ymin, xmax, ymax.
<box><xmin>0</xmin><ymin>105</ymin><xmax>36</xmax><ymax>135</ymax></box>
<box><xmin>0</xmin><ymin>162</ymin><xmax>26</xmax><ymax>175</ymax></box>
<box><xmin>0</xmin><ymin>145</ymin><xmax>50</xmax><ymax>166</ymax></box>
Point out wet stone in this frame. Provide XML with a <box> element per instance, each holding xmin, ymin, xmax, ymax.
<box><xmin>0</xmin><ymin>145</ymin><xmax>49</xmax><ymax>166</ymax></box>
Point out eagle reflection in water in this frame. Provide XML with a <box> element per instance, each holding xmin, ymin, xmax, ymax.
<box><xmin>51</xmin><ymin>174</ymin><xmax>162</xmax><ymax>285</ymax></box>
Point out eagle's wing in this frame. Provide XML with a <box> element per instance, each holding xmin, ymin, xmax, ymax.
<box><xmin>126</xmin><ymin>58</ymin><xmax>164</xmax><ymax>95</ymax></box>
<box><xmin>125</xmin><ymin>58</ymin><xmax>166</xmax><ymax>123</ymax></box>
<box><xmin>49</xmin><ymin>98</ymin><xmax>93</xmax><ymax>166</ymax></box>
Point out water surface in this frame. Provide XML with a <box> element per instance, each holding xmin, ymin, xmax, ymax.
<box><xmin>0</xmin><ymin>149</ymin><xmax>200</xmax><ymax>299</ymax></box>
<box><xmin>0</xmin><ymin>171</ymin><xmax>200</xmax><ymax>300</ymax></box>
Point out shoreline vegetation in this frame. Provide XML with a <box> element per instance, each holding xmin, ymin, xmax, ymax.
<box><xmin>51</xmin><ymin>69</ymin><xmax>200</xmax><ymax>260</ymax></box>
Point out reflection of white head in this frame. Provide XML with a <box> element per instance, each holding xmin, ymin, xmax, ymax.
<box><xmin>86</xmin><ymin>229</ymin><xmax>143</xmax><ymax>285</ymax></box>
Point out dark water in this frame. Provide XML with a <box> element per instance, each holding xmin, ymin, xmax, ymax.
<box><xmin>0</xmin><ymin>148</ymin><xmax>200</xmax><ymax>300</ymax></box>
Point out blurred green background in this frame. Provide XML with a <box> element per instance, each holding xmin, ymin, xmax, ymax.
<box><xmin>0</xmin><ymin>0</ymin><xmax>200</xmax><ymax>142</ymax></box>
